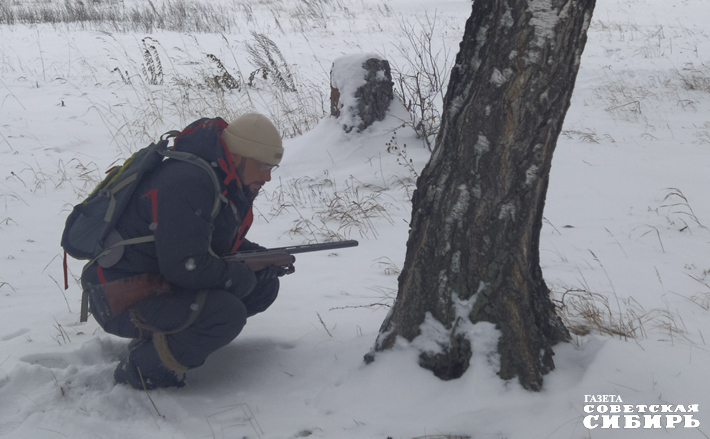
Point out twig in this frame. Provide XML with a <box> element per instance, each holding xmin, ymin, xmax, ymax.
<box><xmin>210</xmin><ymin>403</ymin><xmax>264</xmax><ymax>438</ymax></box>
<box><xmin>543</xmin><ymin>216</ymin><xmax>561</xmax><ymax>235</ymax></box>
<box><xmin>49</xmin><ymin>274</ymin><xmax>72</xmax><ymax>313</ymax></box>
<box><xmin>330</xmin><ymin>303</ymin><xmax>392</xmax><ymax>311</ymax></box>
<box><xmin>52</xmin><ymin>317</ymin><xmax>71</xmax><ymax>344</ymax></box>
<box><xmin>1</xmin><ymin>132</ymin><xmax>14</xmax><ymax>151</ymax></box>
<box><xmin>137</xmin><ymin>367</ymin><xmax>165</xmax><ymax>420</ymax></box>
<box><xmin>242</xmin><ymin>403</ymin><xmax>264</xmax><ymax>438</ymax></box>
<box><xmin>316</xmin><ymin>312</ymin><xmax>333</xmax><ymax>337</ymax></box>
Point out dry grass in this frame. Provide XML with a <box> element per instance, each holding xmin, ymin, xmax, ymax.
<box><xmin>676</xmin><ymin>62</ymin><xmax>710</xmax><ymax>93</ymax></box>
<box><xmin>264</xmin><ymin>174</ymin><xmax>396</xmax><ymax>242</ymax></box>
<box><xmin>2</xmin><ymin>0</ymin><xmax>452</xmax><ymax>156</ymax></box>
<box><xmin>591</xmin><ymin>63</ymin><xmax>709</xmax><ymax>125</ymax></box>
<box><xmin>1</xmin><ymin>0</ymin><xmax>239</xmax><ymax>33</ymax></box>
<box><xmin>682</xmin><ymin>267</ymin><xmax>710</xmax><ymax>311</ymax></box>
<box><xmin>388</xmin><ymin>12</ymin><xmax>451</xmax><ymax>151</ymax></box>
<box><xmin>659</xmin><ymin>187</ymin><xmax>707</xmax><ymax>231</ymax></box>
<box><xmin>90</xmin><ymin>34</ymin><xmax>326</xmax><ymax>153</ymax></box>
<box><xmin>0</xmin><ymin>281</ymin><xmax>17</xmax><ymax>293</ymax></box>
<box><xmin>329</xmin><ymin>285</ymin><xmax>395</xmax><ymax>311</ymax></box>
<box><xmin>560</xmin><ymin>128</ymin><xmax>616</xmax><ymax>144</ymax></box>
<box><xmin>553</xmin><ymin>287</ymin><xmax>690</xmax><ymax>346</ymax></box>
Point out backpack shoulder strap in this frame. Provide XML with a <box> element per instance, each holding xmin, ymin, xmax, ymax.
<box><xmin>159</xmin><ymin>149</ymin><xmax>226</xmax><ymax>220</ymax></box>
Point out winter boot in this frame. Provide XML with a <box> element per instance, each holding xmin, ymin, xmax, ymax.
<box><xmin>114</xmin><ymin>337</ymin><xmax>186</xmax><ymax>390</ymax></box>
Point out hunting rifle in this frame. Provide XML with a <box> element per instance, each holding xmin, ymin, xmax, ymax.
<box><xmin>82</xmin><ymin>241</ymin><xmax>359</xmax><ymax>323</ymax></box>
<box><xmin>224</xmin><ymin>240</ymin><xmax>359</xmax><ymax>273</ymax></box>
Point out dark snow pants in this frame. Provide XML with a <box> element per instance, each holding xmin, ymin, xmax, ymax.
<box><xmin>86</xmin><ymin>275</ymin><xmax>279</xmax><ymax>369</ymax></box>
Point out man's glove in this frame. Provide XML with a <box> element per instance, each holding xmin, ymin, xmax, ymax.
<box><xmin>255</xmin><ymin>264</ymin><xmax>294</xmax><ymax>282</ymax></box>
<box><xmin>278</xmin><ymin>264</ymin><xmax>295</xmax><ymax>276</ymax></box>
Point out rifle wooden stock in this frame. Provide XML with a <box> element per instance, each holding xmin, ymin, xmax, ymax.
<box><xmin>229</xmin><ymin>251</ymin><xmax>296</xmax><ymax>272</ymax></box>
<box><xmin>89</xmin><ymin>273</ymin><xmax>171</xmax><ymax>320</ymax></box>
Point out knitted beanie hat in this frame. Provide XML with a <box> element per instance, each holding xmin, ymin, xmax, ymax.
<box><xmin>222</xmin><ymin>113</ymin><xmax>284</xmax><ymax>165</ymax></box>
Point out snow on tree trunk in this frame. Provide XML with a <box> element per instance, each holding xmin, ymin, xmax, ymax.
<box><xmin>367</xmin><ymin>0</ymin><xmax>595</xmax><ymax>391</ymax></box>
<box><xmin>330</xmin><ymin>54</ymin><xmax>393</xmax><ymax>133</ymax></box>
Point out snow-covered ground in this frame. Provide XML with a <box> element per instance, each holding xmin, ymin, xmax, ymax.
<box><xmin>1</xmin><ymin>0</ymin><xmax>710</xmax><ymax>438</ymax></box>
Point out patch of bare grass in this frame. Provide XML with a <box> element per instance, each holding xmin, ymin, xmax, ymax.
<box><xmin>264</xmin><ymin>174</ymin><xmax>395</xmax><ymax>242</ymax></box>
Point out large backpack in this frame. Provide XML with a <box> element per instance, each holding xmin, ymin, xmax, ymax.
<box><xmin>61</xmin><ymin>132</ymin><xmax>223</xmax><ymax>321</ymax></box>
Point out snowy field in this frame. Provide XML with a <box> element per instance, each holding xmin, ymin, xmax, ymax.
<box><xmin>1</xmin><ymin>0</ymin><xmax>710</xmax><ymax>438</ymax></box>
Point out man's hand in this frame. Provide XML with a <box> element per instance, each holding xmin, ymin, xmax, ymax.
<box><xmin>276</xmin><ymin>264</ymin><xmax>295</xmax><ymax>276</ymax></box>
<box><xmin>255</xmin><ymin>264</ymin><xmax>295</xmax><ymax>282</ymax></box>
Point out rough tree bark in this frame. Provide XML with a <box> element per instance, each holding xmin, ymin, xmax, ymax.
<box><xmin>366</xmin><ymin>0</ymin><xmax>595</xmax><ymax>391</ymax></box>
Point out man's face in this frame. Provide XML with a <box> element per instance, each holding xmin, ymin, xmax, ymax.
<box><xmin>229</xmin><ymin>152</ymin><xmax>274</xmax><ymax>199</ymax></box>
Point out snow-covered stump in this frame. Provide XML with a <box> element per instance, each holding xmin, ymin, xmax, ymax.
<box><xmin>330</xmin><ymin>54</ymin><xmax>393</xmax><ymax>133</ymax></box>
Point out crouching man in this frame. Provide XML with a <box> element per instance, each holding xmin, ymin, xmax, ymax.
<box><xmin>81</xmin><ymin>114</ymin><xmax>287</xmax><ymax>389</ymax></box>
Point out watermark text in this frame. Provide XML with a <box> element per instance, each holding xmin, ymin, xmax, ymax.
<box><xmin>583</xmin><ymin>396</ymin><xmax>700</xmax><ymax>429</ymax></box>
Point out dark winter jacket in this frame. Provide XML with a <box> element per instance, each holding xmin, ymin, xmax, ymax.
<box><xmin>82</xmin><ymin>118</ymin><xmax>260</xmax><ymax>299</ymax></box>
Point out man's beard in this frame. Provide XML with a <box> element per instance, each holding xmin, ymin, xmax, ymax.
<box><xmin>235</xmin><ymin>160</ymin><xmax>262</xmax><ymax>201</ymax></box>
<box><xmin>243</xmin><ymin>183</ymin><xmax>262</xmax><ymax>201</ymax></box>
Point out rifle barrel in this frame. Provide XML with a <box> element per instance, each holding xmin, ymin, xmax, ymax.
<box><xmin>228</xmin><ymin>240</ymin><xmax>359</xmax><ymax>257</ymax></box>
<box><xmin>280</xmin><ymin>240</ymin><xmax>359</xmax><ymax>255</ymax></box>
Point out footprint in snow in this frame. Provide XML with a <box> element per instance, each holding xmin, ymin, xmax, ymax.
<box><xmin>0</xmin><ymin>328</ymin><xmax>30</xmax><ymax>341</ymax></box>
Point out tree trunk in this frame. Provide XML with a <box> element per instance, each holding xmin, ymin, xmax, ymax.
<box><xmin>367</xmin><ymin>0</ymin><xmax>595</xmax><ymax>391</ymax></box>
